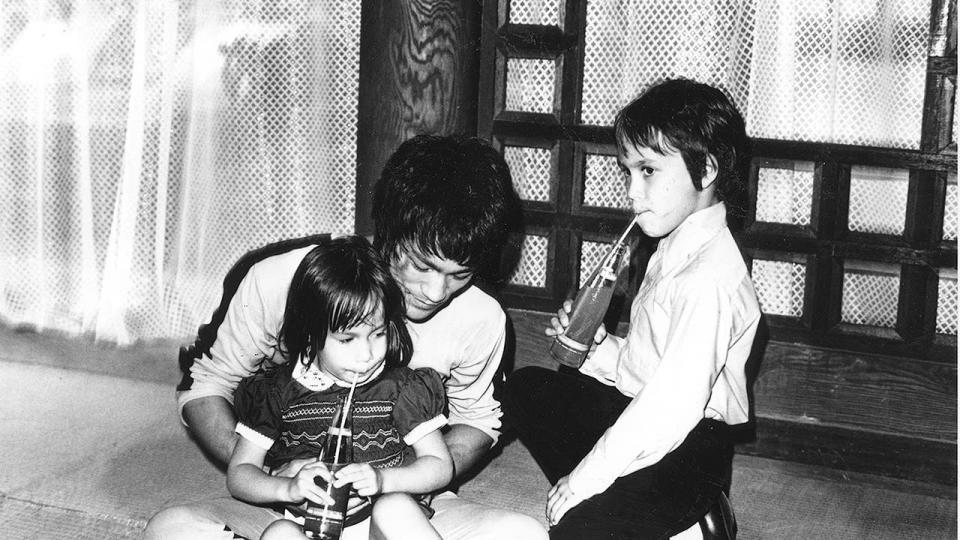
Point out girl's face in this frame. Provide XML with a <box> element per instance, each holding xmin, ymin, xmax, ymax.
<box><xmin>318</xmin><ymin>308</ymin><xmax>388</xmax><ymax>386</ymax></box>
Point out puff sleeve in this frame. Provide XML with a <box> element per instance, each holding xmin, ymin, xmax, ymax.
<box><xmin>232</xmin><ymin>372</ymin><xmax>284</xmax><ymax>452</ymax></box>
<box><xmin>392</xmin><ymin>368</ymin><xmax>448</xmax><ymax>446</ymax></box>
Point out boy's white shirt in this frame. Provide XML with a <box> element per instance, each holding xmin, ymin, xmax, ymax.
<box><xmin>176</xmin><ymin>244</ymin><xmax>505</xmax><ymax>444</ymax></box>
<box><xmin>570</xmin><ymin>202</ymin><xmax>761</xmax><ymax>499</ymax></box>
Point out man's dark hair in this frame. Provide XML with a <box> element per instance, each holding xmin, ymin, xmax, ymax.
<box><xmin>278</xmin><ymin>236</ymin><xmax>412</xmax><ymax>371</ymax></box>
<box><xmin>373</xmin><ymin>134</ymin><xmax>519</xmax><ymax>276</ymax></box>
<box><xmin>614</xmin><ymin>78</ymin><xmax>750</xmax><ymax>217</ymax></box>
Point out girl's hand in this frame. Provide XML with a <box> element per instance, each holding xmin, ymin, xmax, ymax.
<box><xmin>545</xmin><ymin>300</ymin><xmax>608</xmax><ymax>345</ymax></box>
<box><xmin>546</xmin><ymin>475</ymin><xmax>585</xmax><ymax>527</ymax></box>
<box><xmin>331</xmin><ymin>463</ymin><xmax>382</xmax><ymax>497</ymax></box>
<box><xmin>346</xmin><ymin>494</ymin><xmax>370</xmax><ymax>516</ymax></box>
<box><xmin>288</xmin><ymin>460</ymin><xmax>335</xmax><ymax>506</ymax></box>
<box><xmin>270</xmin><ymin>457</ymin><xmax>314</xmax><ymax>478</ymax></box>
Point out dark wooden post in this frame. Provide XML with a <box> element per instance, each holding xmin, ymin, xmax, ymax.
<box><xmin>354</xmin><ymin>0</ymin><xmax>482</xmax><ymax>236</ymax></box>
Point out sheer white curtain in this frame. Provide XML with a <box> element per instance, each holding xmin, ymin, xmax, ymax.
<box><xmin>582</xmin><ymin>0</ymin><xmax>931</xmax><ymax>149</ymax></box>
<box><xmin>0</xmin><ymin>0</ymin><xmax>360</xmax><ymax>345</ymax></box>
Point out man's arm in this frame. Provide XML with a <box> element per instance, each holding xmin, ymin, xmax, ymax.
<box><xmin>177</xmin><ymin>248</ymin><xmax>309</xmax><ymax>466</ymax></box>
<box><xmin>183</xmin><ymin>395</ymin><xmax>240</xmax><ymax>466</ymax></box>
<box><xmin>440</xmin><ymin>306</ymin><xmax>505</xmax><ymax>469</ymax></box>
<box><xmin>443</xmin><ymin>423</ymin><xmax>493</xmax><ymax>479</ymax></box>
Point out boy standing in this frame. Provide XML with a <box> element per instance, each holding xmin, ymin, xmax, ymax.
<box><xmin>504</xmin><ymin>79</ymin><xmax>761</xmax><ymax>539</ymax></box>
<box><xmin>146</xmin><ymin>135</ymin><xmax>545</xmax><ymax>539</ymax></box>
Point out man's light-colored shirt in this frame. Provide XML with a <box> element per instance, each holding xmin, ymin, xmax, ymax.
<box><xmin>176</xmin><ymin>244</ymin><xmax>505</xmax><ymax>443</ymax></box>
<box><xmin>568</xmin><ymin>202</ymin><xmax>761</xmax><ymax>499</ymax></box>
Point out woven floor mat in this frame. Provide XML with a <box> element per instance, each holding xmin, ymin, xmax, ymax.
<box><xmin>0</xmin><ymin>496</ymin><xmax>144</xmax><ymax>540</ymax></box>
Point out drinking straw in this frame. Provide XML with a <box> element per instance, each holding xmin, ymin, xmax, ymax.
<box><xmin>598</xmin><ymin>216</ymin><xmax>640</xmax><ymax>270</ymax></box>
<box><xmin>332</xmin><ymin>372</ymin><xmax>359</xmax><ymax>465</ymax></box>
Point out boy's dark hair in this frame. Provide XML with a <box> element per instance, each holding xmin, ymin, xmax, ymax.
<box><xmin>373</xmin><ymin>134</ymin><xmax>519</xmax><ymax>276</ymax></box>
<box><xmin>614</xmin><ymin>78</ymin><xmax>750</xmax><ymax>217</ymax></box>
<box><xmin>278</xmin><ymin>236</ymin><xmax>412</xmax><ymax>370</ymax></box>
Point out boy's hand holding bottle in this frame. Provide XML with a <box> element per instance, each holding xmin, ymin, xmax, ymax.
<box><xmin>547</xmin><ymin>217</ymin><xmax>637</xmax><ymax>368</ymax></box>
<box><xmin>546</xmin><ymin>299</ymin><xmax>609</xmax><ymax>358</ymax></box>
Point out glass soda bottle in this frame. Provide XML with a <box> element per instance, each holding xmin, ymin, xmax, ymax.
<box><xmin>303</xmin><ymin>395</ymin><xmax>354</xmax><ymax>539</ymax></box>
<box><xmin>550</xmin><ymin>219</ymin><xmax>635</xmax><ymax>368</ymax></box>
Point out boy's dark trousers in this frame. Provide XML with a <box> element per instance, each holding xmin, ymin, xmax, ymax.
<box><xmin>502</xmin><ymin>366</ymin><xmax>734</xmax><ymax>540</ymax></box>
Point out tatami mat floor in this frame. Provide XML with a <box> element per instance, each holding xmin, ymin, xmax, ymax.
<box><xmin>0</xmin><ymin>326</ymin><xmax>955</xmax><ymax>539</ymax></box>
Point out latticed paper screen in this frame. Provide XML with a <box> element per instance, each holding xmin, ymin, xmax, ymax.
<box><xmin>0</xmin><ymin>1</ymin><xmax>360</xmax><ymax>343</ymax></box>
<box><xmin>581</xmin><ymin>0</ymin><xmax>931</xmax><ymax>149</ymax></box>
<box><xmin>752</xmin><ymin>258</ymin><xmax>806</xmax><ymax>319</ymax></box>
<box><xmin>506</xmin><ymin>58</ymin><xmax>557</xmax><ymax>114</ymax></box>
<box><xmin>944</xmin><ymin>173</ymin><xmax>958</xmax><ymax>242</ymax></box>
<box><xmin>841</xmin><ymin>262</ymin><xmax>901</xmax><ymax>328</ymax></box>
<box><xmin>938</xmin><ymin>270</ymin><xmax>958</xmax><ymax>335</ymax></box>
<box><xmin>584</xmin><ymin>153</ymin><xmax>630</xmax><ymax>210</ymax></box>
<box><xmin>510</xmin><ymin>234</ymin><xmax>550</xmax><ymax>288</ymax></box>
<box><xmin>500</xmin><ymin>0</ymin><xmax>954</xmax><ymax>338</ymax></box>
<box><xmin>504</xmin><ymin>145</ymin><xmax>553</xmax><ymax>203</ymax></box>
<box><xmin>504</xmin><ymin>143</ymin><xmax>552</xmax><ymax>288</ymax></box>
<box><xmin>755</xmin><ymin>161</ymin><xmax>814</xmax><ymax>227</ymax></box>
<box><xmin>848</xmin><ymin>167</ymin><xmax>909</xmax><ymax>235</ymax></box>
<box><xmin>509</xmin><ymin>0</ymin><xmax>564</xmax><ymax>27</ymax></box>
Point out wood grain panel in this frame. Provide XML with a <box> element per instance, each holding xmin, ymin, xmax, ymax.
<box><xmin>741</xmin><ymin>418</ymin><xmax>956</xmax><ymax>486</ymax></box>
<box><xmin>753</xmin><ymin>342</ymin><xmax>956</xmax><ymax>442</ymax></box>
<box><xmin>355</xmin><ymin>0</ymin><xmax>480</xmax><ymax>234</ymax></box>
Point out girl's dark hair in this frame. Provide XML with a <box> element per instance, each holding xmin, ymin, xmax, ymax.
<box><xmin>614</xmin><ymin>78</ymin><xmax>751</xmax><ymax>218</ymax></box>
<box><xmin>372</xmin><ymin>134</ymin><xmax>520</xmax><ymax>278</ymax></box>
<box><xmin>278</xmin><ymin>236</ymin><xmax>412</xmax><ymax>370</ymax></box>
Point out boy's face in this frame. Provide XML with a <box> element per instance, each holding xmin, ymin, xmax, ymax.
<box><xmin>619</xmin><ymin>141</ymin><xmax>716</xmax><ymax>238</ymax></box>
<box><xmin>390</xmin><ymin>244</ymin><xmax>474</xmax><ymax>322</ymax></box>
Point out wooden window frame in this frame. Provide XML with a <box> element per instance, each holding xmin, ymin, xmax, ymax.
<box><xmin>477</xmin><ymin>0</ymin><xmax>958</xmax><ymax>363</ymax></box>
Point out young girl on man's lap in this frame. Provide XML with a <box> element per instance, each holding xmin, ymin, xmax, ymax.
<box><xmin>226</xmin><ymin>235</ymin><xmax>452</xmax><ymax>540</ymax></box>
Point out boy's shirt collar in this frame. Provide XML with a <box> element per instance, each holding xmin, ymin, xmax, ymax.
<box><xmin>654</xmin><ymin>202</ymin><xmax>728</xmax><ymax>274</ymax></box>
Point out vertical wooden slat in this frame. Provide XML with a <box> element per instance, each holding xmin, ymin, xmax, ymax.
<box><xmin>921</xmin><ymin>0</ymin><xmax>957</xmax><ymax>154</ymax></box>
<box><xmin>553</xmin><ymin>138</ymin><xmax>577</xmax><ymax>303</ymax></box>
<box><xmin>897</xmin><ymin>263</ymin><xmax>939</xmax><ymax>341</ymax></box>
<box><xmin>906</xmin><ymin>169</ymin><xmax>944</xmax><ymax>247</ymax></box>
<box><xmin>555</xmin><ymin>0</ymin><xmax>589</xmax><ymax>305</ymax></box>
<box><xmin>560</xmin><ymin>0</ymin><xmax>587</xmax><ymax>126</ymax></box>
<box><xmin>810</xmin><ymin>161</ymin><xmax>844</xmax><ymax>241</ymax></box>
<box><xmin>806</xmin><ymin>161</ymin><xmax>843</xmax><ymax>335</ymax></box>
<box><xmin>477</xmin><ymin>0</ymin><xmax>502</xmax><ymax>141</ymax></box>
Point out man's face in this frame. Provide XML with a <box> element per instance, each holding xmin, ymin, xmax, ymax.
<box><xmin>390</xmin><ymin>245</ymin><xmax>474</xmax><ymax>322</ymax></box>
<box><xmin>620</xmin><ymin>141</ymin><xmax>715</xmax><ymax>238</ymax></box>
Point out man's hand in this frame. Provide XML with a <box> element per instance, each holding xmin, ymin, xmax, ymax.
<box><xmin>546</xmin><ymin>475</ymin><xmax>585</xmax><ymax>527</ymax></box>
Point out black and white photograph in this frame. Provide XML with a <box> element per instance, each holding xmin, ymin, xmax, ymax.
<box><xmin>0</xmin><ymin>1</ymin><xmax>955</xmax><ymax>538</ymax></box>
